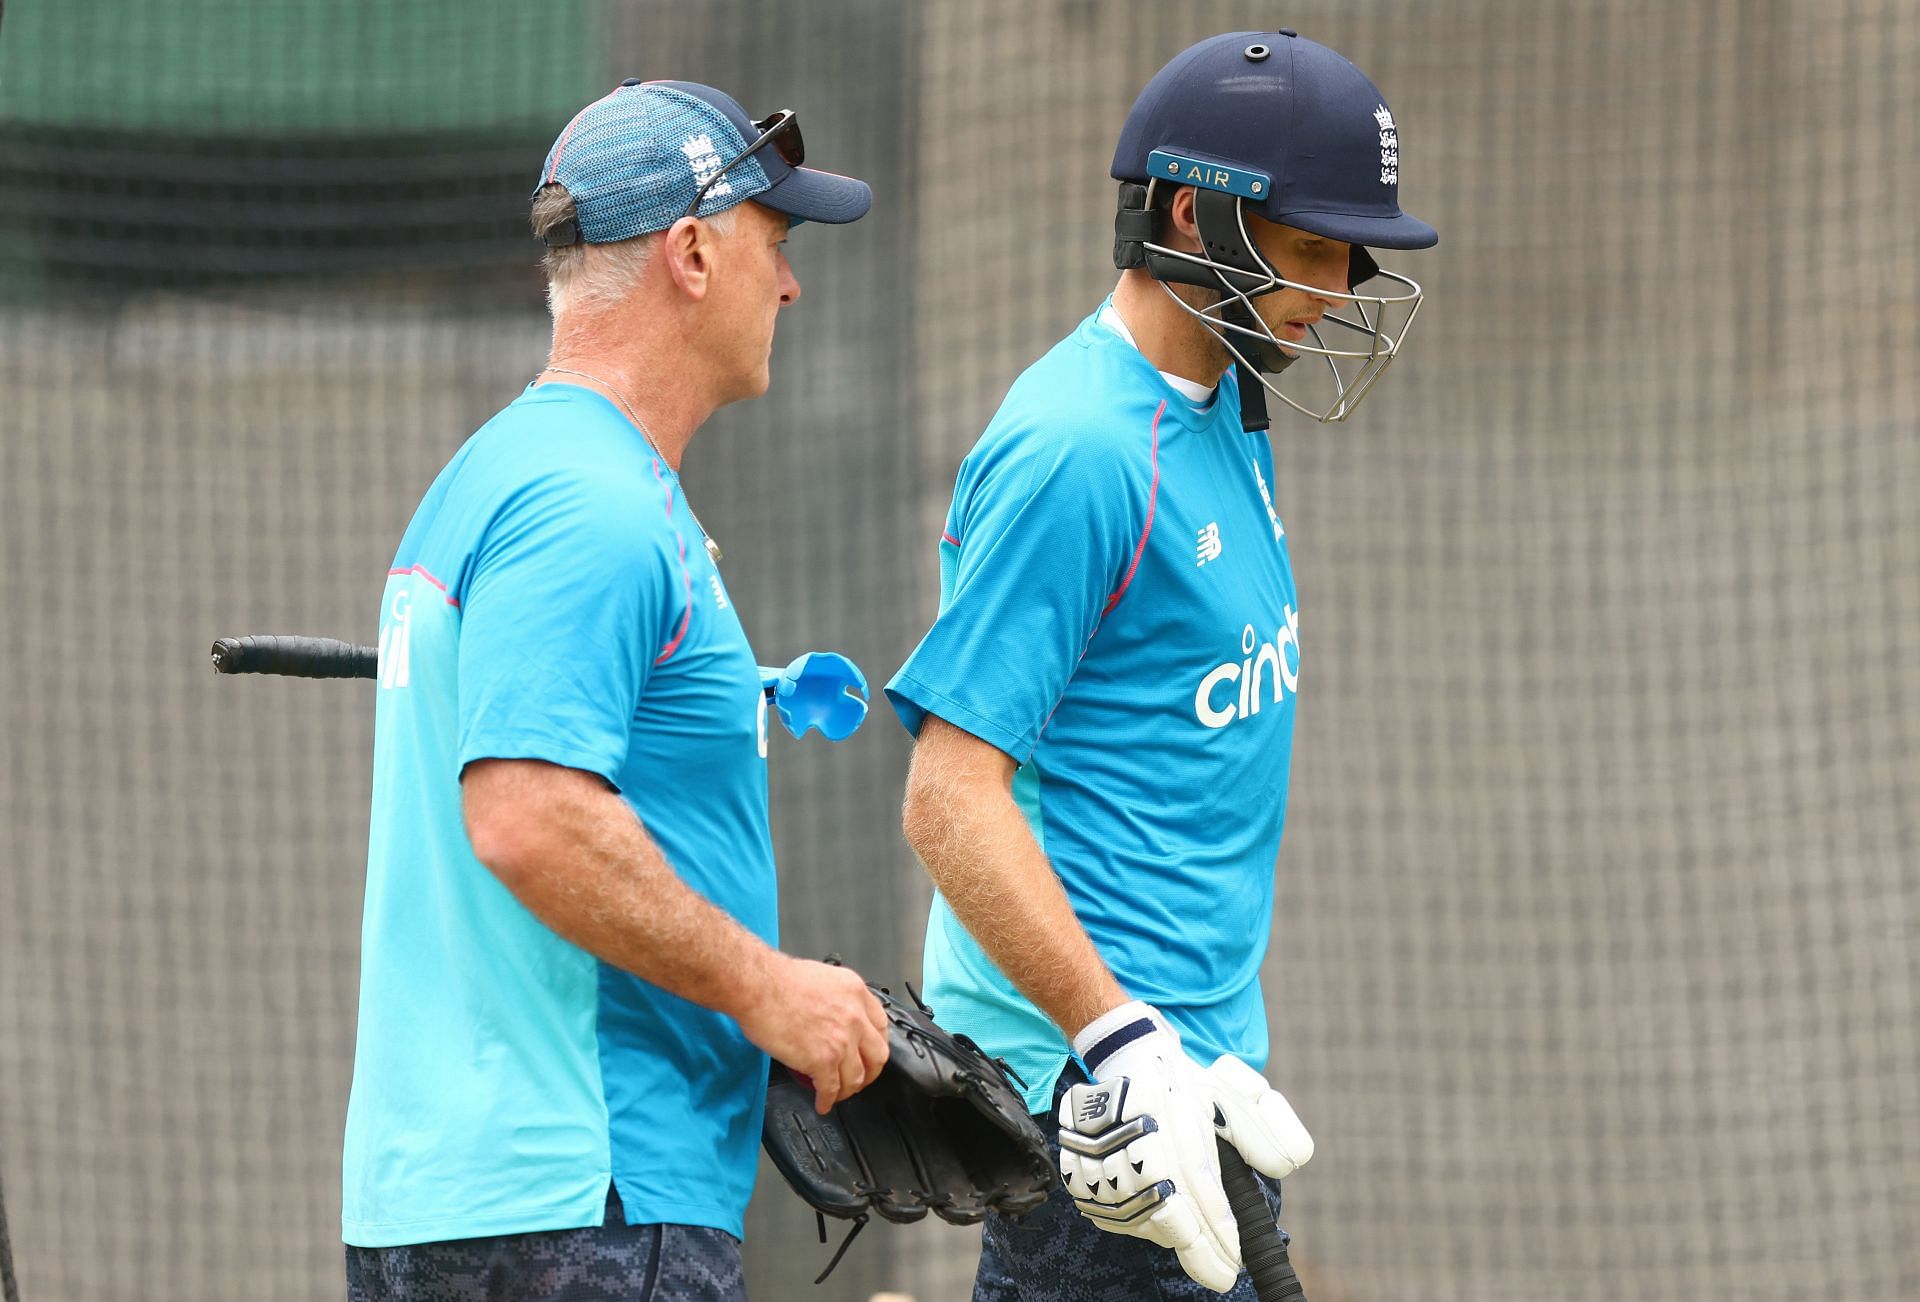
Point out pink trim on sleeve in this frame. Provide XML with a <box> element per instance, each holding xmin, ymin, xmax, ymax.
<box><xmin>651</xmin><ymin>460</ymin><xmax>694</xmax><ymax>665</ymax></box>
<box><xmin>653</xmin><ymin>532</ymin><xmax>694</xmax><ymax>665</ymax></box>
<box><xmin>1039</xmin><ymin>399</ymin><xmax>1166</xmax><ymax>740</ymax></box>
<box><xmin>387</xmin><ymin>564</ymin><xmax>460</xmax><ymax>607</ymax></box>
<box><xmin>1101</xmin><ymin>399</ymin><xmax>1163</xmax><ymax>617</ymax></box>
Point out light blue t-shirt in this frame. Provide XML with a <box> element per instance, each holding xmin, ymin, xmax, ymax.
<box><xmin>342</xmin><ymin>383</ymin><xmax>776</xmax><ymax>1247</ymax></box>
<box><xmin>886</xmin><ymin>303</ymin><xmax>1302</xmax><ymax>1112</ymax></box>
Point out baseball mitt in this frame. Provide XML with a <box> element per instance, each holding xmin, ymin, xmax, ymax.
<box><xmin>762</xmin><ymin>981</ymin><xmax>1054</xmax><ymax>1281</ymax></box>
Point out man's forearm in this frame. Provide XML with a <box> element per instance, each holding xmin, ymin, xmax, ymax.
<box><xmin>902</xmin><ymin>724</ymin><xmax>1126</xmax><ymax>1038</ymax></box>
<box><xmin>462</xmin><ymin>759</ymin><xmax>776</xmax><ymax>1023</ymax></box>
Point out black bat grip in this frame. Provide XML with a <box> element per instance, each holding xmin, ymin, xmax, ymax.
<box><xmin>1218</xmin><ymin>1138</ymin><xmax>1306</xmax><ymax>1302</ymax></box>
<box><xmin>210</xmin><ymin>635</ymin><xmax>379</xmax><ymax>680</ymax></box>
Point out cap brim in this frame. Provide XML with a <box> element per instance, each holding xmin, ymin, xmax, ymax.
<box><xmin>1282</xmin><ymin>208</ymin><xmax>1439</xmax><ymax>251</ymax></box>
<box><xmin>756</xmin><ymin>166</ymin><xmax>872</xmax><ymax>225</ymax></box>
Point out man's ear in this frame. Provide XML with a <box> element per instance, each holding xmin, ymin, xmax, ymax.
<box><xmin>661</xmin><ymin>216</ymin><xmax>714</xmax><ymax>301</ymax></box>
<box><xmin>1163</xmin><ymin>185</ymin><xmax>1201</xmax><ymax>251</ymax></box>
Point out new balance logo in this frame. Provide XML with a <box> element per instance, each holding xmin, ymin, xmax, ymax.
<box><xmin>710</xmin><ymin>574</ymin><xmax>729</xmax><ymax>609</ymax></box>
<box><xmin>1196</xmin><ymin>522</ymin><xmax>1223</xmax><ymax>566</ymax></box>
<box><xmin>1076</xmin><ymin>1092</ymin><xmax>1112</xmax><ymax>1125</ymax></box>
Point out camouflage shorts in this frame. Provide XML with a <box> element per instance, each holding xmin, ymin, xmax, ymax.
<box><xmin>345</xmin><ymin>1186</ymin><xmax>745</xmax><ymax>1302</ymax></box>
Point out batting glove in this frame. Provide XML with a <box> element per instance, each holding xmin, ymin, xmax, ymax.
<box><xmin>1206</xmin><ymin>1053</ymin><xmax>1314</xmax><ymax>1180</ymax></box>
<box><xmin>1057</xmin><ymin>1001</ymin><xmax>1240</xmax><ymax>1294</ymax></box>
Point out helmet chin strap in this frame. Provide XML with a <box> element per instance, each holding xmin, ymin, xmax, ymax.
<box><xmin>1217</xmin><ymin>299</ymin><xmax>1294</xmax><ymax>434</ymax></box>
<box><xmin>1234</xmin><ymin>360</ymin><xmax>1272</xmax><ymax>433</ymax></box>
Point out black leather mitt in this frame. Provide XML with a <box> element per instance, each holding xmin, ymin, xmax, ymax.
<box><xmin>762</xmin><ymin>982</ymin><xmax>1055</xmax><ymax>1281</ymax></box>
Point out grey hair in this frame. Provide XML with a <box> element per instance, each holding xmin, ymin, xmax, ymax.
<box><xmin>531</xmin><ymin>184</ymin><xmax>737</xmax><ymax>319</ymax></box>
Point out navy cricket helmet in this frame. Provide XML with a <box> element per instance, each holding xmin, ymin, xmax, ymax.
<box><xmin>1111</xmin><ymin>31</ymin><xmax>1438</xmax><ymax>425</ymax></box>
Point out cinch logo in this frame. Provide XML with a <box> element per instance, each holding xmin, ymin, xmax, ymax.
<box><xmin>1193</xmin><ymin>607</ymin><xmax>1300</xmax><ymax>730</ymax></box>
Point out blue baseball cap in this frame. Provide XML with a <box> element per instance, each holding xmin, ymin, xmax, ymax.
<box><xmin>537</xmin><ymin>79</ymin><xmax>872</xmax><ymax>242</ymax></box>
<box><xmin>1113</xmin><ymin>31</ymin><xmax>1437</xmax><ymax>250</ymax></box>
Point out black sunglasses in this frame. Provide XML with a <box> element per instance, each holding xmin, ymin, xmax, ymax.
<box><xmin>681</xmin><ymin>109</ymin><xmax>805</xmax><ymax>219</ymax></box>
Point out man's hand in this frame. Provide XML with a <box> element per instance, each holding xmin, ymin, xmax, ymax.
<box><xmin>1057</xmin><ymin>1002</ymin><xmax>1241</xmax><ymax>1294</ymax></box>
<box><xmin>734</xmin><ymin>954</ymin><xmax>890</xmax><ymax>1114</ymax></box>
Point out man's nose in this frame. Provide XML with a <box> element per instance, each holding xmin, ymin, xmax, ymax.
<box><xmin>779</xmin><ymin>261</ymin><xmax>801</xmax><ymax>307</ymax></box>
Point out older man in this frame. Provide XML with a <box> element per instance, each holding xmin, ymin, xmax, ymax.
<box><xmin>342</xmin><ymin>80</ymin><xmax>887</xmax><ymax>1302</ymax></box>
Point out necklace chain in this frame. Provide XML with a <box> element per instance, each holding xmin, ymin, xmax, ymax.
<box><xmin>542</xmin><ymin>366</ymin><xmax>722</xmax><ymax>563</ymax></box>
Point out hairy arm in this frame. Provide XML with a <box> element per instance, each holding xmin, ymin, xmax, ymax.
<box><xmin>899</xmin><ymin>715</ymin><xmax>1127</xmax><ymax>1039</ymax></box>
<box><xmin>463</xmin><ymin>757</ymin><xmax>887</xmax><ymax>1110</ymax></box>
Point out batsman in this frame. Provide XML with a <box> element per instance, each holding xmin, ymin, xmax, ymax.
<box><xmin>888</xmin><ymin>31</ymin><xmax>1438</xmax><ymax>1299</ymax></box>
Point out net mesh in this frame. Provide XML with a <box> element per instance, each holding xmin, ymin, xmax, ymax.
<box><xmin>1</xmin><ymin>2</ymin><xmax>1914</xmax><ymax>1300</ymax></box>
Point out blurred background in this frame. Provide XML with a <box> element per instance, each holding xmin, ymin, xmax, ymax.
<box><xmin>1</xmin><ymin>1</ymin><xmax>1915</xmax><ymax>1299</ymax></box>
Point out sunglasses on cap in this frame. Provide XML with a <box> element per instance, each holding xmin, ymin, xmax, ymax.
<box><xmin>682</xmin><ymin>109</ymin><xmax>805</xmax><ymax>219</ymax></box>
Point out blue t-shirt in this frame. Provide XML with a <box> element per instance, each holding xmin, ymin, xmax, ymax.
<box><xmin>886</xmin><ymin>304</ymin><xmax>1302</xmax><ymax>1112</ymax></box>
<box><xmin>342</xmin><ymin>383</ymin><xmax>776</xmax><ymax>1247</ymax></box>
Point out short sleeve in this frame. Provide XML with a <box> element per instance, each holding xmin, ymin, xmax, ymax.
<box><xmin>886</xmin><ymin>425</ymin><xmax>1149</xmax><ymax>763</ymax></box>
<box><xmin>457</xmin><ymin>468</ymin><xmax>680</xmax><ymax>786</ymax></box>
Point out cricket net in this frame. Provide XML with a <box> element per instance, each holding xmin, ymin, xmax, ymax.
<box><xmin>1</xmin><ymin>2</ymin><xmax>1914</xmax><ymax>1299</ymax></box>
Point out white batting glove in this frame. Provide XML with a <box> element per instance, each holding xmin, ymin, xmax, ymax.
<box><xmin>1057</xmin><ymin>1002</ymin><xmax>1240</xmax><ymax>1294</ymax></box>
<box><xmin>1206</xmin><ymin>1053</ymin><xmax>1314</xmax><ymax>1180</ymax></box>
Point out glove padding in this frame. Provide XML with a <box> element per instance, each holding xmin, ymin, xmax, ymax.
<box><xmin>1059</xmin><ymin>1003</ymin><xmax>1317</xmax><ymax>1295</ymax></box>
<box><xmin>1207</xmin><ymin>1053</ymin><xmax>1314</xmax><ymax>1181</ymax></box>
<box><xmin>762</xmin><ymin>983</ymin><xmax>1054</xmax><ymax>1275</ymax></box>
<box><xmin>1059</xmin><ymin>1003</ymin><xmax>1242</xmax><ymax>1293</ymax></box>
